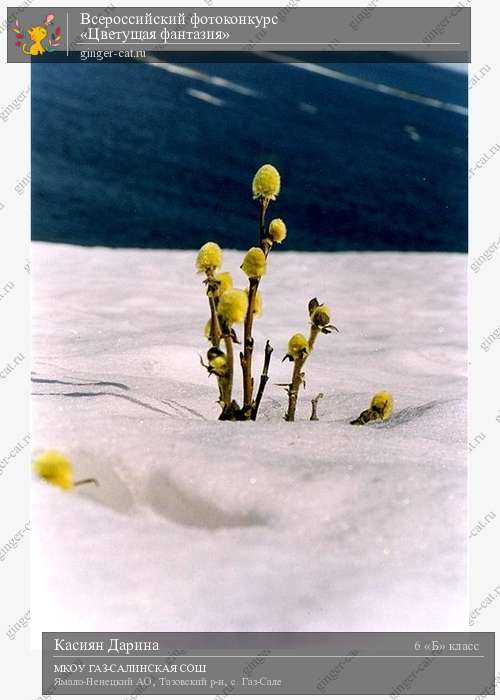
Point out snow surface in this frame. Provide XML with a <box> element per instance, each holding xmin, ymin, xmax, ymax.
<box><xmin>31</xmin><ymin>242</ymin><xmax>467</xmax><ymax>636</ymax></box>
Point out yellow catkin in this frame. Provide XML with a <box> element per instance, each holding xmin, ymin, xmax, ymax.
<box><xmin>214</xmin><ymin>271</ymin><xmax>233</xmax><ymax>295</ymax></box>
<box><xmin>218</xmin><ymin>289</ymin><xmax>249</xmax><ymax>325</ymax></box>
<box><xmin>241</xmin><ymin>247</ymin><xmax>267</xmax><ymax>279</ymax></box>
<box><xmin>311</xmin><ymin>304</ymin><xmax>331</xmax><ymax>328</ymax></box>
<box><xmin>196</xmin><ymin>242</ymin><xmax>222</xmax><ymax>273</ymax></box>
<box><xmin>287</xmin><ymin>333</ymin><xmax>309</xmax><ymax>360</ymax></box>
<box><xmin>210</xmin><ymin>355</ymin><xmax>227</xmax><ymax>374</ymax></box>
<box><xmin>252</xmin><ymin>164</ymin><xmax>281</xmax><ymax>200</ymax></box>
<box><xmin>370</xmin><ymin>391</ymin><xmax>394</xmax><ymax>420</ymax></box>
<box><xmin>33</xmin><ymin>450</ymin><xmax>73</xmax><ymax>490</ymax></box>
<box><xmin>268</xmin><ymin>218</ymin><xmax>287</xmax><ymax>243</ymax></box>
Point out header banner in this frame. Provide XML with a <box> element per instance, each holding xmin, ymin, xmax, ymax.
<box><xmin>6</xmin><ymin>6</ymin><xmax>471</xmax><ymax>63</ymax></box>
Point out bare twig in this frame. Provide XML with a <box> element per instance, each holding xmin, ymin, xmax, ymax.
<box><xmin>241</xmin><ymin>277</ymin><xmax>259</xmax><ymax>417</ymax></box>
<box><xmin>310</xmin><ymin>392</ymin><xmax>324</xmax><ymax>421</ymax></box>
<box><xmin>251</xmin><ymin>340</ymin><xmax>274</xmax><ymax>420</ymax></box>
<box><xmin>205</xmin><ymin>270</ymin><xmax>222</xmax><ymax>348</ymax></box>
<box><xmin>259</xmin><ymin>198</ymin><xmax>269</xmax><ymax>242</ymax></box>
<box><xmin>350</xmin><ymin>408</ymin><xmax>379</xmax><ymax>425</ymax></box>
<box><xmin>221</xmin><ymin>324</ymin><xmax>234</xmax><ymax>412</ymax></box>
<box><xmin>74</xmin><ymin>478</ymin><xmax>99</xmax><ymax>488</ymax></box>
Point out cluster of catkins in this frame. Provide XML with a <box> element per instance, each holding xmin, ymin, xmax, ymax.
<box><xmin>196</xmin><ymin>164</ymin><xmax>394</xmax><ymax>424</ymax></box>
<box><xmin>196</xmin><ymin>164</ymin><xmax>289</xmax><ymax>421</ymax></box>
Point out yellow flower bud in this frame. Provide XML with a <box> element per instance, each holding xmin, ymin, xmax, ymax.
<box><xmin>33</xmin><ymin>450</ymin><xmax>73</xmax><ymax>490</ymax></box>
<box><xmin>210</xmin><ymin>355</ymin><xmax>227</xmax><ymax>374</ymax></box>
<box><xmin>252</xmin><ymin>164</ymin><xmax>281</xmax><ymax>200</ymax></box>
<box><xmin>287</xmin><ymin>333</ymin><xmax>309</xmax><ymax>360</ymax></box>
<box><xmin>370</xmin><ymin>391</ymin><xmax>394</xmax><ymax>420</ymax></box>
<box><xmin>268</xmin><ymin>218</ymin><xmax>287</xmax><ymax>243</ymax></box>
<box><xmin>196</xmin><ymin>242</ymin><xmax>222</xmax><ymax>273</ymax></box>
<box><xmin>241</xmin><ymin>247</ymin><xmax>267</xmax><ymax>279</ymax></box>
<box><xmin>311</xmin><ymin>304</ymin><xmax>331</xmax><ymax>328</ymax></box>
<box><xmin>214</xmin><ymin>271</ymin><xmax>233</xmax><ymax>296</ymax></box>
<box><xmin>218</xmin><ymin>289</ymin><xmax>248</xmax><ymax>325</ymax></box>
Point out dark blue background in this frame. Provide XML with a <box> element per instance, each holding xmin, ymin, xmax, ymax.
<box><xmin>32</xmin><ymin>60</ymin><xmax>467</xmax><ymax>251</ymax></box>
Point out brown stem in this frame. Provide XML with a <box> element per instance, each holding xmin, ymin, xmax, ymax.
<box><xmin>308</xmin><ymin>325</ymin><xmax>320</xmax><ymax>352</ymax></box>
<box><xmin>259</xmin><ymin>198</ymin><xmax>269</xmax><ymax>243</ymax></box>
<box><xmin>285</xmin><ymin>325</ymin><xmax>320</xmax><ymax>422</ymax></box>
<box><xmin>221</xmin><ymin>325</ymin><xmax>234</xmax><ymax>410</ymax></box>
<box><xmin>310</xmin><ymin>392</ymin><xmax>324</xmax><ymax>421</ymax></box>
<box><xmin>240</xmin><ymin>278</ymin><xmax>259</xmax><ymax>416</ymax></box>
<box><xmin>208</xmin><ymin>296</ymin><xmax>221</xmax><ymax>348</ymax></box>
<box><xmin>251</xmin><ymin>339</ymin><xmax>273</xmax><ymax>420</ymax></box>
<box><xmin>239</xmin><ymin>198</ymin><xmax>273</xmax><ymax>420</ymax></box>
<box><xmin>285</xmin><ymin>357</ymin><xmax>305</xmax><ymax>422</ymax></box>
<box><xmin>350</xmin><ymin>408</ymin><xmax>380</xmax><ymax>425</ymax></box>
<box><xmin>260</xmin><ymin>199</ymin><xmax>276</xmax><ymax>257</ymax></box>
<box><xmin>240</xmin><ymin>198</ymin><xmax>272</xmax><ymax>419</ymax></box>
<box><xmin>74</xmin><ymin>478</ymin><xmax>99</xmax><ymax>488</ymax></box>
<box><xmin>205</xmin><ymin>269</ymin><xmax>221</xmax><ymax>348</ymax></box>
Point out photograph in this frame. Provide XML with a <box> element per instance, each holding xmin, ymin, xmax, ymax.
<box><xmin>30</xmin><ymin>55</ymin><xmax>467</xmax><ymax>633</ymax></box>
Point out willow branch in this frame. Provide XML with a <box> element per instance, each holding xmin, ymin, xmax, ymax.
<box><xmin>285</xmin><ymin>325</ymin><xmax>320</xmax><ymax>421</ymax></box>
<box><xmin>74</xmin><ymin>478</ymin><xmax>99</xmax><ymax>488</ymax></box>
<box><xmin>310</xmin><ymin>392</ymin><xmax>324</xmax><ymax>421</ymax></box>
<box><xmin>251</xmin><ymin>339</ymin><xmax>273</xmax><ymax>420</ymax></box>
<box><xmin>240</xmin><ymin>277</ymin><xmax>259</xmax><ymax>416</ymax></box>
<box><xmin>221</xmin><ymin>325</ymin><xmax>234</xmax><ymax>411</ymax></box>
<box><xmin>205</xmin><ymin>270</ymin><xmax>221</xmax><ymax>348</ymax></box>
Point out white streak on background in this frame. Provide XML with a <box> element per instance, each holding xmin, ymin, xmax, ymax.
<box><xmin>140</xmin><ymin>57</ymin><xmax>261</xmax><ymax>98</ymax></box>
<box><xmin>186</xmin><ymin>87</ymin><xmax>224</xmax><ymax>106</ymax></box>
<box><xmin>262</xmin><ymin>52</ymin><xmax>468</xmax><ymax>116</ymax></box>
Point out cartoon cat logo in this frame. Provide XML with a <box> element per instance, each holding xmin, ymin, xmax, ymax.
<box><xmin>12</xmin><ymin>14</ymin><xmax>63</xmax><ymax>57</ymax></box>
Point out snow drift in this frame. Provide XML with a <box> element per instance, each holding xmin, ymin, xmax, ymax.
<box><xmin>31</xmin><ymin>243</ymin><xmax>467</xmax><ymax>636</ymax></box>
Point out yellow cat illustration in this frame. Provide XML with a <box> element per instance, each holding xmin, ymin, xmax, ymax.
<box><xmin>22</xmin><ymin>26</ymin><xmax>48</xmax><ymax>56</ymax></box>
